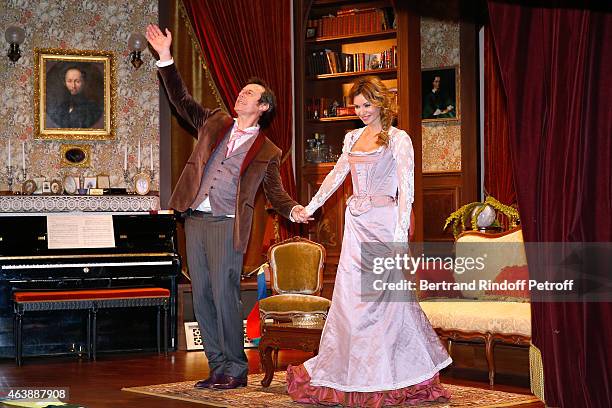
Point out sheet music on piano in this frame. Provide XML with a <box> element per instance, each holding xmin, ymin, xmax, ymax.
<box><xmin>47</xmin><ymin>214</ymin><xmax>116</xmax><ymax>249</ymax></box>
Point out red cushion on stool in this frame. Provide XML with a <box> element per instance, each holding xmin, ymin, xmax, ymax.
<box><xmin>13</xmin><ymin>288</ymin><xmax>170</xmax><ymax>303</ymax></box>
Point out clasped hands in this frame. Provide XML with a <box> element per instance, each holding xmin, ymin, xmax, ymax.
<box><xmin>291</xmin><ymin>205</ymin><xmax>313</xmax><ymax>224</ymax></box>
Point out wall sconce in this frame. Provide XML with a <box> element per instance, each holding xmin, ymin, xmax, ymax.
<box><xmin>5</xmin><ymin>25</ymin><xmax>26</xmax><ymax>62</ymax></box>
<box><xmin>128</xmin><ymin>33</ymin><xmax>147</xmax><ymax>69</ymax></box>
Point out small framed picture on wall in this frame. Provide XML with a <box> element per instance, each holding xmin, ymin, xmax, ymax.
<box><xmin>421</xmin><ymin>67</ymin><xmax>459</xmax><ymax>122</ymax></box>
<box><xmin>306</xmin><ymin>27</ymin><xmax>316</xmax><ymax>39</ymax></box>
<box><xmin>97</xmin><ymin>174</ymin><xmax>110</xmax><ymax>189</ymax></box>
<box><xmin>83</xmin><ymin>176</ymin><xmax>97</xmax><ymax>190</ymax></box>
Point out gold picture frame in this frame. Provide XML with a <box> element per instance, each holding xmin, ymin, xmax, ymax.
<box><xmin>133</xmin><ymin>172</ymin><xmax>151</xmax><ymax>196</ymax></box>
<box><xmin>96</xmin><ymin>174</ymin><xmax>110</xmax><ymax>189</ymax></box>
<box><xmin>60</xmin><ymin>144</ymin><xmax>91</xmax><ymax>167</ymax></box>
<box><xmin>34</xmin><ymin>48</ymin><xmax>117</xmax><ymax>140</ymax></box>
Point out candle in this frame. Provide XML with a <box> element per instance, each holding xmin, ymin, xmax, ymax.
<box><xmin>21</xmin><ymin>141</ymin><xmax>25</xmax><ymax>171</ymax></box>
<box><xmin>150</xmin><ymin>143</ymin><xmax>154</xmax><ymax>171</ymax></box>
<box><xmin>124</xmin><ymin>145</ymin><xmax>128</xmax><ymax>170</ymax></box>
<box><xmin>7</xmin><ymin>139</ymin><xmax>11</xmax><ymax>168</ymax></box>
<box><xmin>137</xmin><ymin>140</ymin><xmax>141</xmax><ymax>169</ymax></box>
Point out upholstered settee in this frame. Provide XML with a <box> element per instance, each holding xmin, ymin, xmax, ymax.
<box><xmin>418</xmin><ymin>227</ymin><xmax>531</xmax><ymax>385</ymax></box>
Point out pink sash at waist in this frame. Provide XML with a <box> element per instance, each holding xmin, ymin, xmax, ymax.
<box><xmin>347</xmin><ymin>195</ymin><xmax>396</xmax><ymax>216</ymax></box>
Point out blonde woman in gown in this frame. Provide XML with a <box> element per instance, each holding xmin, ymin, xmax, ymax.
<box><xmin>287</xmin><ymin>76</ymin><xmax>451</xmax><ymax>407</ymax></box>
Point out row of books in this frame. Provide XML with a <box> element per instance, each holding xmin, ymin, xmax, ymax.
<box><xmin>307</xmin><ymin>7</ymin><xmax>395</xmax><ymax>39</ymax></box>
<box><xmin>307</xmin><ymin>46</ymin><xmax>397</xmax><ymax>77</ymax></box>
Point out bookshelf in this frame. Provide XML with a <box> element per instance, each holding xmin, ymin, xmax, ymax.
<box><xmin>301</xmin><ymin>1</ymin><xmax>398</xmax><ymax>166</ymax></box>
<box><xmin>293</xmin><ymin>0</ymin><xmax>423</xmax><ymax>287</ymax></box>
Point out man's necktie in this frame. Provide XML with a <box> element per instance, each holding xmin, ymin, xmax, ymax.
<box><xmin>226</xmin><ymin>128</ymin><xmax>256</xmax><ymax>157</ymax></box>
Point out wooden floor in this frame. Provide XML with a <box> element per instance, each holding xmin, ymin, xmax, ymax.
<box><xmin>0</xmin><ymin>349</ymin><xmax>544</xmax><ymax>408</ymax></box>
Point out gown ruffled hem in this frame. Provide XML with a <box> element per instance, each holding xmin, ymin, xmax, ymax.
<box><xmin>286</xmin><ymin>364</ymin><xmax>451</xmax><ymax>407</ymax></box>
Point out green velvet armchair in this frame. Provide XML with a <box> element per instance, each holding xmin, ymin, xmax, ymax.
<box><xmin>259</xmin><ymin>236</ymin><xmax>331</xmax><ymax>323</ymax></box>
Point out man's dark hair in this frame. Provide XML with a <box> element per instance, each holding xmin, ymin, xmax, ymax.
<box><xmin>64</xmin><ymin>65</ymin><xmax>87</xmax><ymax>81</ymax></box>
<box><xmin>247</xmin><ymin>77</ymin><xmax>276</xmax><ymax>129</ymax></box>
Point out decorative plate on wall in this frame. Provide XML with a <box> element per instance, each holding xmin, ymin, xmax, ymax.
<box><xmin>63</xmin><ymin>175</ymin><xmax>79</xmax><ymax>195</ymax></box>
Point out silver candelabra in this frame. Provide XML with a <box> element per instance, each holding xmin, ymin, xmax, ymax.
<box><xmin>1</xmin><ymin>165</ymin><xmax>27</xmax><ymax>193</ymax></box>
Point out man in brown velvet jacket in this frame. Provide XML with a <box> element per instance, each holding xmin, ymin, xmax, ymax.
<box><xmin>146</xmin><ymin>24</ymin><xmax>306</xmax><ymax>390</ymax></box>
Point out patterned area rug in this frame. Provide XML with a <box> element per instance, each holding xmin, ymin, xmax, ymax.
<box><xmin>122</xmin><ymin>372</ymin><xmax>540</xmax><ymax>407</ymax></box>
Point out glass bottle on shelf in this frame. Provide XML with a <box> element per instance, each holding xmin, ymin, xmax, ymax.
<box><xmin>313</xmin><ymin>133</ymin><xmax>322</xmax><ymax>162</ymax></box>
<box><xmin>319</xmin><ymin>133</ymin><xmax>330</xmax><ymax>162</ymax></box>
<box><xmin>305</xmin><ymin>132</ymin><xmax>334</xmax><ymax>163</ymax></box>
<box><xmin>305</xmin><ymin>138</ymin><xmax>316</xmax><ymax>163</ymax></box>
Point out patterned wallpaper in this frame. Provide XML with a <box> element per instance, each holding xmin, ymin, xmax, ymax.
<box><xmin>0</xmin><ymin>0</ymin><xmax>159</xmax><ymax>192</ymax></box>
<box><xmin>421</xmin><ymin>17</ymin><xmax>461</xmax><ymax>173</ymax></box>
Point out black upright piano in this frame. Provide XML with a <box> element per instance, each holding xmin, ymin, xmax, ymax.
<box><xmin>0</xmin><ymin>212</ymin><xmax>181</xmax><ymax>359</ymax></box>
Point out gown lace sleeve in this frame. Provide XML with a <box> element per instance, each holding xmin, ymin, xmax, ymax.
<box><xmin>304</xmin><ymin>131</ymin><xmax>355</xmax><ymax>216</ymax></box>
<box><xmin>390</xmin><ymin>129</ymin><xmax>415</xmax><ymax>243</ymax></box>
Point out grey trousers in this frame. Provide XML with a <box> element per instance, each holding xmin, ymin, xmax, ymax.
<box><xmin>185</xmin><ymin>213</ymin><xmax>247</xmax><ymax>378</ymax></box>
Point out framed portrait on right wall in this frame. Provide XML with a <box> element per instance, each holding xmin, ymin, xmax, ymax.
<box><xmin>421</xmin><ymin>67</ymin><xmax>459</xmax><ymax>122</ymax></box>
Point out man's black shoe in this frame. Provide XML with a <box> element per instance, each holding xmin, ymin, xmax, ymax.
<box><xmin>210</xmin><ymin>375</ymin><xmax>247</xmax><ymax>390</ymax></box>
<box><xmin>194</xmin><ymin>371</ymin><xmax>227</xmax><ymax>389</ymax></box>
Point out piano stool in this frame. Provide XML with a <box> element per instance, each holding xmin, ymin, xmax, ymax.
<box><xmin>13</xmin><ymin>288</ymin><xmax>171</xmax><ymax>366</ymax></box>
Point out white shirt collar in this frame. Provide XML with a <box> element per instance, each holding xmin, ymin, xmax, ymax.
<box><xmin>232</xmin><ymin>118</ymin><xmax>260</xmax><ymax>134</ymax></box>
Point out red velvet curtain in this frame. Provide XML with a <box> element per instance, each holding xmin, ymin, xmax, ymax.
<box><xmin>483</xmin><ymin>26</ymin><xmax>516</xmax><ymax>208</ymax></box>
<box><xmin>488</xmin><ymin>2</ymin><xmax>611</xmax><ymax>406</ymax></box>
<box><xmin>182</xmin><ymin>0</ymin><xmax>298</xmax><ymax>239</ymax></box>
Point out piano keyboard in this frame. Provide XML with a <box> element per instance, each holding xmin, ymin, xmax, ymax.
<box><xmin>2</xmin><ymin>260</ymin><xmax>175</xmax><ymax>270</ymax></box>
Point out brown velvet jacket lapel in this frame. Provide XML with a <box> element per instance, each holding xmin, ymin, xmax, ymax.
<box><xmin>240</xmin><ymin>132</ymin><xmax>265</xmax><ymax>176</ymax></box>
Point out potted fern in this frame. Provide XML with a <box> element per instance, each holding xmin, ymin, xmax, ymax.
<box><xmin>443</xmin><ymin>195</ymin><xmax>520</xmax><ymax>238</ymax></box>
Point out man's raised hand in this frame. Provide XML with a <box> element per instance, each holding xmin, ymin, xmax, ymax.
<box><xmin>145</xmin><ymin>24</ymin><xmax>172</xmax><ymax>62</ymax></box>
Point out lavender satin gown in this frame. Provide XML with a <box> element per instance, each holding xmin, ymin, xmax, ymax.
<box><xmin>287</xmin><ymin>127</ymin><xmax>451</xmax><ymax>406</ymax></box>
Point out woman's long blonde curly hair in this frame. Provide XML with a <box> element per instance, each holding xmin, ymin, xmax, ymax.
<box><xmin>348</xmin><ymin>76</ymin><xmax>398</xmax><ymax>146</ymax></box>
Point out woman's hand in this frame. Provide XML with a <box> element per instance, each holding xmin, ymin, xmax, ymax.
<box><xmin>291</xmin><ymin>205</ymin><xmax>313</xmax><ymax>223</ymax></box>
